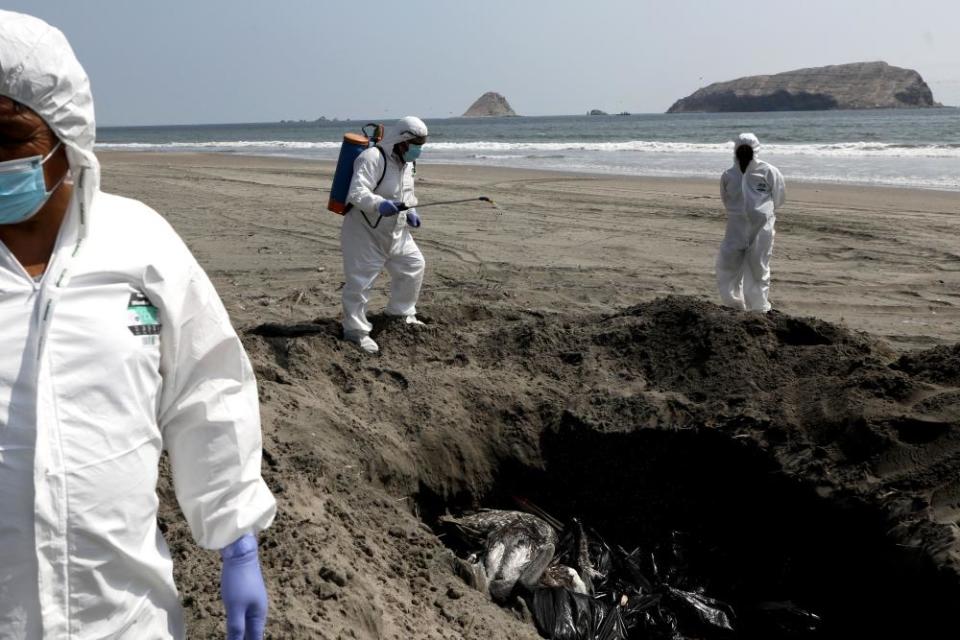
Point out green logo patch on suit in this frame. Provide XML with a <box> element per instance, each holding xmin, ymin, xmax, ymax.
<box><xmin>128</xmin><ymin>291</ymin><xmax>161</xmax><ymax>340</ymax></box>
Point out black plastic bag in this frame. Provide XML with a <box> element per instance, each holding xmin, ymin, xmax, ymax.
<box><xmin>665</xmin><ymin>586</ymin><xmax>735</xmax><ymax>634</ymax></box>
<box><xmin>531</xmin><ymin>587</ymin><xmax>627</xmax><ymax>640</ymax></box>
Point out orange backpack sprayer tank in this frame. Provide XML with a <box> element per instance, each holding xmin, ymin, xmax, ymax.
<box><xmin>327</xmin><ymin>123</ymin><xmax>383</xmax><ymax>214</ymax></box>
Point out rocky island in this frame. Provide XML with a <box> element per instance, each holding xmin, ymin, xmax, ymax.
<box><xmin>462</xmin><ymin>91</ymin><xmax>517</xmax><ymax>117</ymax></box>
<box><xmin>668</xmin><ymin>61</ymin><xmax>940</xmax><ymax>113</ymax></box>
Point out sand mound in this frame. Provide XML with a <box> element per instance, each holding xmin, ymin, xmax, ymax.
<box><xmin>158</xmin><ymin>296</ymin><xmax>960</xmax><ymax>638</ymax></box>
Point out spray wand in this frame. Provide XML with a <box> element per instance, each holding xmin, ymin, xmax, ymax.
<box><xmin>398</xmin><ymin>196</ymin><xmax>501</xmax><ymax>215</ymax></box>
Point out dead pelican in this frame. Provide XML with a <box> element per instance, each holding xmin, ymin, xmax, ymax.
<box><xmin>441</xmin><ymin>509</ymin><xmax>591</xmax><ymax>602</ymax></box>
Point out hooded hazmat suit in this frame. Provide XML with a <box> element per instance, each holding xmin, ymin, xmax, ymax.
<box><xmin>0</xmin><ymin>11</ymin><xmax>275</xmax><ymax>639</ymax></box>
<box><xmin>341</xmin><ymin>116</ymin><xmax>428</xmax><ymax>339</ymax></box>
<box><xmin>716</xmin><ymin>133</ymin><xmax>786</xmax><ymax>312</ymax></box>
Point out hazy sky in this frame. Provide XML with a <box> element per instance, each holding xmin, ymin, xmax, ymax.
<box><xmin>6</xmin><ymin>0</ymin><xmax>959</xmax><ymax>126</ymax></box>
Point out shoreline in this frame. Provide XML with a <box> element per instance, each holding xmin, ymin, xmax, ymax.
<box><xmin>98</xmin><ymin>149</ymin><xmax>960</xmax><ymax>200</ymax></box>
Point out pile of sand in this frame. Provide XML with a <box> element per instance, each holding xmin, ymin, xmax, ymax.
<box><xmin>158</xmin><ymin>296</ymin><xmax>960</xmax><ymax>639</ymax></box>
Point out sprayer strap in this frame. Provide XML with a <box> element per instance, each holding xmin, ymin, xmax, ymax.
<box><xmin>374</xmin><ymin>146</ymin><xmax>387</xmax><ymax>188</ymax></box>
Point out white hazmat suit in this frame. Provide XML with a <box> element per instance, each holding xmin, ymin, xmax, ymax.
<box><xmin>716</xmin><ymin>133</ymin><xmax>786</xmax><ymax>312</ymax></box>
<box><xmin>0</xmin><ymin>11</ymin><xmax>275</xmax><ymax>639</ymax></box>
<box><xmin>341</xmin><ymin>116</ymin><xmax>428</xmax><ymax>351</ymax></box>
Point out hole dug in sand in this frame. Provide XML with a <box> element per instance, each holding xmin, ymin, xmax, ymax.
<box><xmin>423</xmin><ymin>423</ymin><xmax>957</xmax><ymax>639</ymax></box>
<box><xmin>403</xmin><ymin>298</ymin><xmax>960</xmax><ymax>639</ymax></box>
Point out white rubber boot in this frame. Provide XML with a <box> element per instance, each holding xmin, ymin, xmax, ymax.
<box><xmin>345</xmin><ymin>331</ymin><xmax>379</xmax><ymax>354</ymax></box>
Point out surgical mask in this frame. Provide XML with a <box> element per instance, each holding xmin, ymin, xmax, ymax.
<box><xmin>403</xmin><ymin>144</ymin><xmax>423</xmax><ymax>162</ymax></box>
<box><xmin>0</xmin><ymin>142</ymin><xmax>65</xmax><ymax>225</ymax></box>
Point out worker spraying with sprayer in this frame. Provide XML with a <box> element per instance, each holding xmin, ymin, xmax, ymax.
<box><xmin>337</xmin><ymin>116</ymin><xmax>430</xmax><ymax>354</ymax></box>
<box><xmin>329</xmin><ymin>116</ymin><xmax>501</xmax><ymax>354</ymax></box>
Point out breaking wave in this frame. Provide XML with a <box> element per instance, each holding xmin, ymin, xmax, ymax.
<box><xmin>97</xmin><ymin>139</ymin><xmax>960</xmax><ymax>159</ymax></box>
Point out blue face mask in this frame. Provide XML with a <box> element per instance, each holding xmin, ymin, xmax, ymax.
<box><xmin>403</xmin><ymin>144</ymin><xmax>423</xmax><ymax>163</ymax></box>
<box><xmin>0</xmin><ymin>142</ymin><xmax>65</xmax><ymax>225</ymax></box>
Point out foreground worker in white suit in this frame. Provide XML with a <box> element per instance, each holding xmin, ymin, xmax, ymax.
<box><xmin>716</xmin><ymin>133</ymin><xmax>786</xmax><ymax>312</ymax></box>
<box><xmin>341</xmin><ymin>116</ymin><xmax>429</xmax><ymax>354</ymax></box>
<box><xmin>0</xmin><ymin>11</ymin><xmax>275</xmax><ymax>640</ymax></box>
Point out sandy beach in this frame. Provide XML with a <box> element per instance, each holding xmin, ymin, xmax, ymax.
<box><xmin>99</xmin><ymin>152</ymin><xmax>960</xmax><ymax>638</ymax></box>
<box><xmin>101</xmin><ymin>152</ymin><xmax>960</xmax><ymax>350</ymax></box>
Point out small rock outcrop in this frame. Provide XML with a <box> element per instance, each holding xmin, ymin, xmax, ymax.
<box><xmin>668</xmin><ymin>62</ymin><xmax>940</xmax><ymax>113</ymax></box>
<box><xmin>462</xmin><ymin>92</ymin><xmax>517</xmax><ymax>117</ymax></box>
<box><xmin>587</xmin><ymin>109</ymin><xmax>608</xmax><ymax>116</ymax></box>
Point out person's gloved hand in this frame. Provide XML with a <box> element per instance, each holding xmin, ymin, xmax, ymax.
<box><xmin>406</xmin><ymin>208</ymin><xmax>421</xmax><ymax>228</ymax></box>
<box><xmin>377</xmin><ymin>200</ymin><xmax>404</xmax><ymax>217</ymax></box>
<box><xmin>221</xmin><ymin>533</ymin><xmax>267</xmax><ymax>640</ymax></box>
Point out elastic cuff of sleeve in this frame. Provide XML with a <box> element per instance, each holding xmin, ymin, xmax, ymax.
<box><xmin>220</xmin><ymin>532</ymin><xmax>258</xmax><ymax>560</ymax></box>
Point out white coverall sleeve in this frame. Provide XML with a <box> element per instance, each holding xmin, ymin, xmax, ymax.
<box><xmin>347</xmin><ymin>149</ymin><xmax>387</xmax><ymax>215</ymax></box>
<box><xmin>771</xmin><ymin>167</ymin><xmax>786</xmax><ymax>210</ymax></box>
<box><xmin>720</xmin><ymin>171</ymin><xmax>733</xmax><ymax>211</ymax></box>
<box><xmin>155</xmin><ymin>261</ymin><xmax>276</xmax><ymax>550</ymax></box>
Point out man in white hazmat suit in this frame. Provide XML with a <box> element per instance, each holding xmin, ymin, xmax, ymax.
<box><xmin>716</xmin><ymin>133</ymin><xmax>786</xmax><ymax>312</ymax></box>
<box><xmin>0</xmin><ymin>11</ymin><xmax>275</xmax><ymax>640</ymax></box>
<box><xmin>341</xmin><ymin>116</ymin><xmax>429</xmax><ymax>354</ymax></box>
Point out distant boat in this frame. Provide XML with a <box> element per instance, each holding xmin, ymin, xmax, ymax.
<box><xmin>616</xmin><ymin>111</ymin><xmax>631</xmax><ymax>116</ymax></box>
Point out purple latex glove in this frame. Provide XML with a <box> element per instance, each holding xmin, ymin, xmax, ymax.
<box><xmin>377</xmin><ymin>200</ymin><xmax>403</xmax><ymax>216</ymax></box>
<box><xmin>221</xmin><ymin>533</ymin><xmax>267</xmax><ymax>640</ymax></box>
<box><xmin>406</xmin><ymin>208</ymin><xmax>421</xmax><ymax>228</ymax></box>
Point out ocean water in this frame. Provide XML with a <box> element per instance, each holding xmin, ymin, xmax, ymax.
<box><xmin>98</xmin><ymin>109</ymin><xmax>960</xmax><ymax>191</ymax></box>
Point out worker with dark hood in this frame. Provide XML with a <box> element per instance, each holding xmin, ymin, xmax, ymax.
<box><xmin>716</xmin><ymin>133</ymin><xmax>786</xmax><ymax>312</ymax></box>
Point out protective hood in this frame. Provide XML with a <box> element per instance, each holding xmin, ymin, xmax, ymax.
<box><xmin>733</xmin><ymin>132</ymin><xmax>760</xmax><ymax>158</ymax></box>
<box><xmin>379</xmin><ymin>116</ymin><xmax>428</xmax><ymax>156</ymax></box>
<box><xmin>0</xmin><ymin>10</ymin><xmax>100</xmax><ymax>243</ymax></box>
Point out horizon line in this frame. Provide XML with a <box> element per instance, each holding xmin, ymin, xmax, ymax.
<box><xmin>97</xmin><ymin>105</ymin><xmax>959</xmax><ymax>130</ymax></box>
